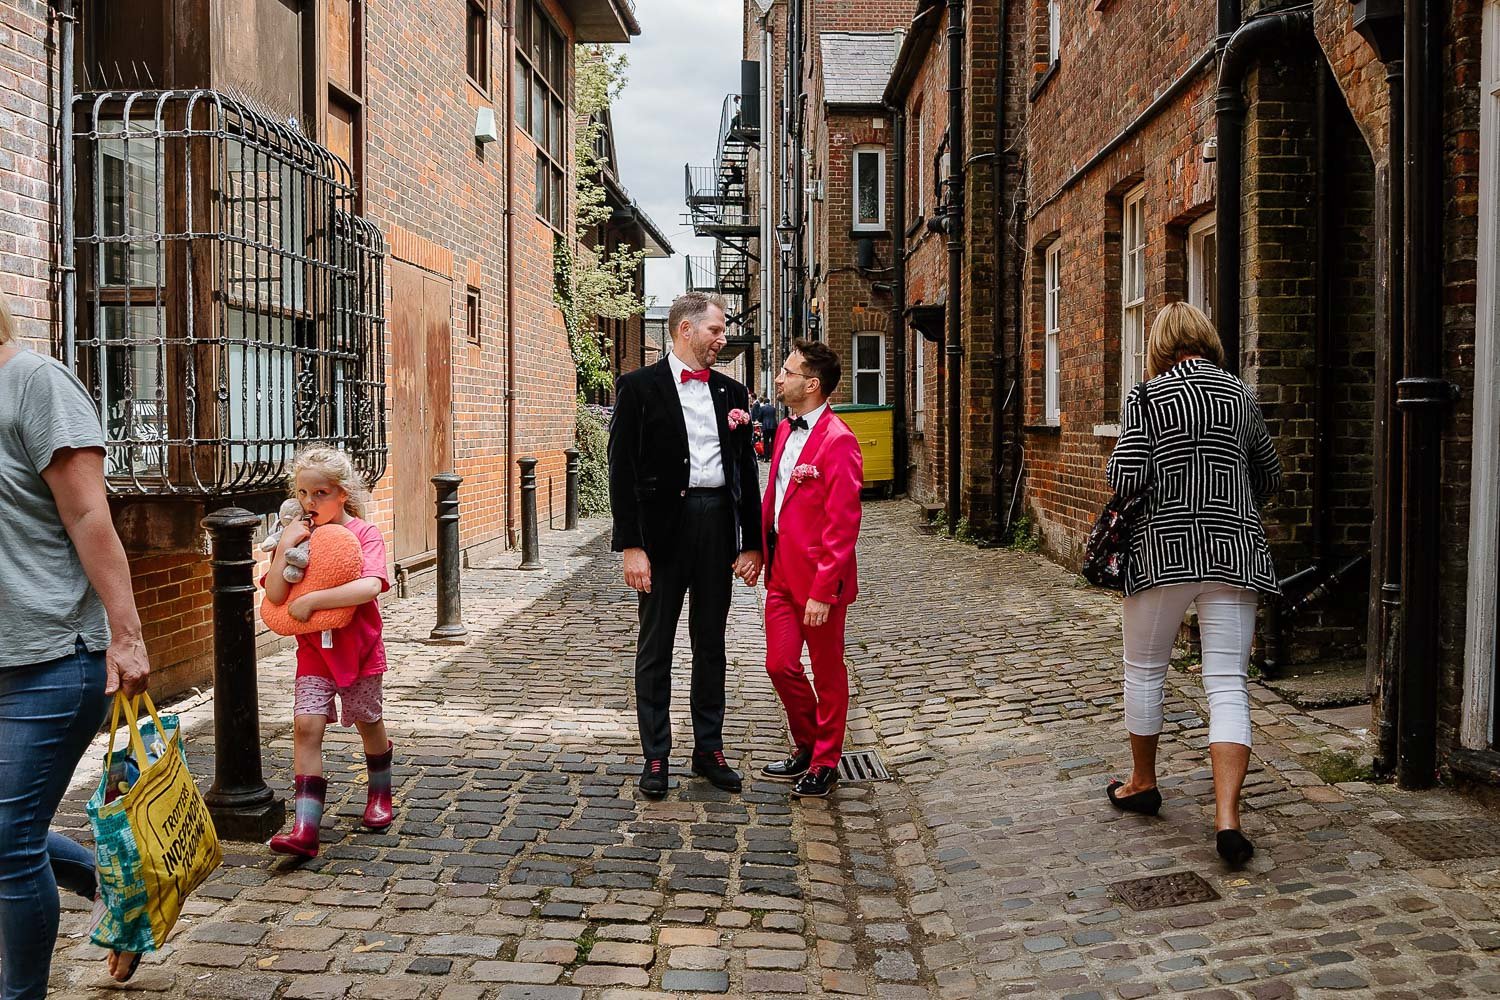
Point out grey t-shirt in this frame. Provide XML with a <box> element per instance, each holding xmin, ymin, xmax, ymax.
<box><xmin>0</xmin><ymin>348</ymin><xmax>111</xmax><ymax>666</ymax></box>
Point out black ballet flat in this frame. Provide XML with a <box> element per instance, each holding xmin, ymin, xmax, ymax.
<box><xmin>1106</xmin><ymin>779</ymin><xmax>1162</xmax><ymax>816</ymax></box>
<box><xmin>1216</xmin><ymin>829</ymin><xmax>1255</xmax><ymax>867</ymax></box>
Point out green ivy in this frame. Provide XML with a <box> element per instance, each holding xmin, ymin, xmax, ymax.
<box><xmin>576</xmin><ymin>401</ymin><xmax>611</xmax><ymax>517</ymax></box>
<box><xmin>555</xmin><ymin>46</ymin><xmax>649</xmax><ymax>394</ymax></box>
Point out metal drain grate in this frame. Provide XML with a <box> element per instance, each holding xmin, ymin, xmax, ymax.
<box><xmin>839</xmin><ymin>750</ymin><xmax>891</xmax><ymax>782</ymax></box>
<box><xmin>1111</xmin><ymin>871</ymin><xmax>1221</xmax><ymax>911</ymax></box>
<box><xmin>1378</xmin><ymin>818</ymin><xmax>1500</xmax><ymax>861</ymax></box>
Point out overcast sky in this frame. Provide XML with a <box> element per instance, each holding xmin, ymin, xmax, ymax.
<box><xmin>609</xmin><ymin>0</ymin><xmax>746</xmax><ymax>307</ymax></box>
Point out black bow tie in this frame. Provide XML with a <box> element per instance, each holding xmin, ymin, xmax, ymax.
<box><xmin>788</xmin><ymin>415</ymin><xmax>809</xmax><ymax>431</ymax></box>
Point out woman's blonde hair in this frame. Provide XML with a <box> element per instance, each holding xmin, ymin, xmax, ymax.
<box><xmin>1146</xmin><ymin>300</ymin><xmax>1224</xmax><ymax>379</ymax></box>
<box><xmin>0</xmin><ymin>291</ymin><xmax>15</xmax><ymax>346</ymax></box>
<box><xmin>289</xmin><ymin>445</ymin><xmax>370</xmax><ymax>518</ymax></box>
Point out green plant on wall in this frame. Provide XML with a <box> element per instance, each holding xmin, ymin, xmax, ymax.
<box><xmin>556</xmin><ymin>44</ymin><xmax>648</xmax><ymax>394</ymax></box>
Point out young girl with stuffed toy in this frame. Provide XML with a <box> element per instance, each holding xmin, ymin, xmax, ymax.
<box><xmin>263</xmin><ymin>445</ymin><xmax>393</xmax><ymax>858</ymax></box>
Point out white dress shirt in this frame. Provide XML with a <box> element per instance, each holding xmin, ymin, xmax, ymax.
<box><xmin>668</xmin><ymin>351</ymin><xmax>725</xmax><ymax>489</ymax></box>
<box><xmin>774</xmin><ymin>402</ymin><xmax>828</xmax><ymax>531</ymax></box>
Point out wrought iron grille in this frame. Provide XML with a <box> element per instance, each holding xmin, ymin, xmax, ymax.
<box><xmin>71</xmin><ymin>89</ymin><xmax>387</xmax><ymax>497</ymax></box>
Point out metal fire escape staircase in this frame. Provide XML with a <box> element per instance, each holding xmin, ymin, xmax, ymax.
<box><xmin>684</xmin><ymin>95</ymin><xmax>759</xmax><ymax>360</ymax></box>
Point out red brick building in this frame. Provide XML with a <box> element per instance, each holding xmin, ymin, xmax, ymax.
<box><xmin>738</xmin><ymin>0</ymin><xmax>1498</xmax><ymax>789</ymax></box>
<box><xmin>0</xmin><ymin>0</ymin><xmax>640</xmax><ymax>697</ymax></box>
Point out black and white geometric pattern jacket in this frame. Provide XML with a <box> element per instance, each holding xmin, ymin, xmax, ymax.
<box><xmin>1106</xmin><ymin>358</ymin><xmax>1283</xmax><ymax>597</ymax></box>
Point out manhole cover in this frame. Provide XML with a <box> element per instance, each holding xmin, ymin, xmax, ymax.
<box><xmin>1111</xmin><ymin>871</ymin><xmax>1221</xmax><ymax>911</ymax></box>
<box><xmin>1378</xmin><ymin>818</ymin><xmax>1500</xmax><ymax>861</ymax></box>
<box><xmin>839</xmin><ymin>750</ymin><xmax>891</xmax><ymax>782</ymax></box>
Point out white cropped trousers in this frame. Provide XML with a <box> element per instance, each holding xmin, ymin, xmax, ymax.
<box><xmin>1122</xmin><ymin>581</ymin><xmax>1259</xmax><ymax>747</ymax></box>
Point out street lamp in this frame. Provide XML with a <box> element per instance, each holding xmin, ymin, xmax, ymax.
<box><xmin>776</xmin><ymin>214</ymin><xmax>796</xmax><ymax>256</ymax></box>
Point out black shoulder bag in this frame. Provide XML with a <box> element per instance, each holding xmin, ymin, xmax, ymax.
<box><xmin>1082</xmin><ymin>382</ymin><xmax>1154</xmax><ymax>591</ymax></box>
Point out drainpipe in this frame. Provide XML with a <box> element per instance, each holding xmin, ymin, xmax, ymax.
<box><xmin>891</xmin><ymin>105</ymin><xmax>909</xmax><ymax>495</ymax></box>
<box><xmin>761</xmin><ymin>11</ymin><xmax>774</xmax><ymax>395</ymax></box>
<box><xmin>1214</xmin><ymin>5</ymin><xmax>1314</xmax><ymax>373</ymax></box>
<box><xmin>944</xmin><ymin>0</ymin><xmax>965</xmax><ymax>529</ymax></box>
<box><xmin>792</xmin><ymin>0</ymin><xmax>806</xmax><ymax>344</ymax></box>
<box><xmin>1395</xmin><ymin>0</ymin><xmax>1456</xmax><ymax>789</ymax></box>
<box><xmin>57</xmin><ymin>0</ymin><xmax>77</xmax><ymax>368</ymax></box>
<box><xmin>503</xmin><ymin>0</ymin><xmax>518</xmax><ymax>548</ymax></box>
<box><xmin>1366</xmin><ymin>17</ymin><xmax>1405</xmax><ymax>779</ymax></box>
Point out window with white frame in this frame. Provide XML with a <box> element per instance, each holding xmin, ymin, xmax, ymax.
<box><xmin>854</xmin><ymin>332</ymin><xmax>885</xmax><ymax>404</ymax></box>
<box><xmin>1045</xmin><ymin>243</ymin><xmax>1062</xmax><ymax>424</ymax></box>
<box><xmin>1188</xmin><ymin>212</ymin><xmax>1218</xmax><ymax>323</ymax></box>
<box><xmin>1047</xmin><ymin>0</ymin><xmax>1061</xmax><ymax>65</ymax></box>
<box><xmin>854</xmin><ymin>145</ymin><xmax>886</xmax><ymax>231</ymax></box>
<box><xmin>914</xmin><ymin>336</ymin><xmax>925</xmax><ymax>429</ymax></box>
<box><xmin>1121</xmin><ymin>185</ymin><xmax>1147</xmax><ymax>403</ymax></box>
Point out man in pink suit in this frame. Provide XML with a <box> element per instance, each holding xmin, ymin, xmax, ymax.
<box><xmin>760</xmin><ymin>340</ymin><xmax>863</xmax><ymax>798</ymax></box>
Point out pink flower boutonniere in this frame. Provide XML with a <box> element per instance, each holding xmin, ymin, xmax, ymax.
<box><xmin>727</xmin><ymin>407</ymin><xmax>751</xmax><ymax>430</ymax></box>
<box><xmin>791</xmin><ymin>463</ymin><xmax>821</xmax><ymax>484</ymax></box>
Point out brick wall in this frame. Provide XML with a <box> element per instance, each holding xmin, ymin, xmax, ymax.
<box><xmin>0</xmin><ymin>0</ymin><xmax>56</xmax><ymax>352</ymax></box>
<box><xmin>814</xmin><ymin>108</ymin><xmax>897</xmax><ymax>411</ymax></box>
<box><xmin>1021</xmin><ymin>0</ymin><xmax>1217</xmax><ymax>564</ymax></box>
<box><xmin>1435</xmin><ymin>0</ymin><xmax>1484</xmax><ymax>772</ymax></box>
<box><xmin>366</xmin><ymin>0</ymin><xmax>577</xmax><ymax>560</ymax></box>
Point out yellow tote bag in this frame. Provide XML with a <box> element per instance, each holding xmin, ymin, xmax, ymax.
<box><xmin>88</xmin><ymin>693</ymin><xmax>223</xmax><ymax>953</ymax></box>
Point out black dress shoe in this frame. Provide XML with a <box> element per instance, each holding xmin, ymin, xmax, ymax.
<box><xmin>1216</xmin><ymin>829</ymin><xmax>1254</xmax><ymax>867</ymax></box>
<box><xmin>638</xmin><ymin>758</ymin><xmax>669</xmax><ymax>799</ymax></box>
<box><xmin>691</xmin><ymin>749</ymin><xmax>743</xmax><ymax>793</ymax></box>
<box><xmin>762</xmin><ymin>749</ymin><xmax>813</xmax><ymax>782</ymax></box>
<box><xmin>1106</xmin><ymin>779</ymin><xmax>1162</xmax><ymax>816</ymax></box>
<box><xmin>791</xmin><ymin>765</ymin><xmax>838</xmax><ymax>798</ymax></box>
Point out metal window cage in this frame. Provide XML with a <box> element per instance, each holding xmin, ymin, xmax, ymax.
<box><xmin>71</xmin><ymin>89</ymin><xmax>387</xmax><ymax>498</ymax></box>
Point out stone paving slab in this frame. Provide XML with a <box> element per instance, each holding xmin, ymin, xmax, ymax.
<box><xmin>39</xmin><ymin>503</ymin><xmax>1500</xmax><ymax>1000</ymax></box>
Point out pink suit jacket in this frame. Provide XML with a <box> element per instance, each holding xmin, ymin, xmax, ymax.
<box><xmin>761</xmin><ymin>408</ymin><xmax>863</xmax><ymax>606</ymax></box>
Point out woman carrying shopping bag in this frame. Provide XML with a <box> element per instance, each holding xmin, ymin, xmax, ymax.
<box><xmin>1103</xmin><ymin>302</ymin><xmax>1282</xmax><ymax>868</ymax></box>
<box><xmin>0</xmin><ymin>291</ymin><xmax>150</xmax><ymax>994</ymax></box>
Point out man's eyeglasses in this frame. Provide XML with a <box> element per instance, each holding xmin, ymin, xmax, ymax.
<box><xmin>779</xmin><ymin>365</ymin><xmax>816</xmax><ymax>381</ymax></box>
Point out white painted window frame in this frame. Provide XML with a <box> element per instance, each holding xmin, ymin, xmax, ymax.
<box><xmin>1121</xmin><ymin>185</ymin><xmax>1147</xmax><ymax>405</ymax></box>
<box><xmin>1047</xmin><ymin>0</ymin><xmax>1061</xmax><ymax>65</ymax></box>
<box><xmin>853</xmin><ymin>144</ymin><xmax>886</xmax><ymax>232</ymax></box>
<box><xmin>1463</xmin><ymin>0</ymin><xmax>1500</xmax><ymax>751</ymax></box>
<box><xmin>853</xmin><ymin>331</ymin><xmax>886</xmax><ymax>404</ymax></box>
<box><xmin>914</xmin><ymin>335</ymin><xmax>925</xmax><ymax>431</ymax></box>
<box><xmin>1188</xmin><ymin>212</ymin><xmax>1217</xmax><ymax>322</ymax></box>
<box><xmin>1044</xmin><ymin>243</ymin><xmax>1062</xmax><ymax>424</ymax></box>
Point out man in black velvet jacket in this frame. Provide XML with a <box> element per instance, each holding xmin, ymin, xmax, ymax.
<box><xmin>607</xmin><ymin>292</ymin><xmax>763</xmax><ymax>798</ymax></box>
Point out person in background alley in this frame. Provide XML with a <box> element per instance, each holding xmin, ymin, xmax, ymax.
<box><xmin>608</xmin><ymin>291</ymin><xmax>763</xmax><ymax>799</ymax></box>
<box><xmin>262</xmin><ymin>446</ymin><xmax>393</xmax><ymax>858</ymax></box>
<box><xmin>760</xmin><ymin>340</ymin><xmax>863</xmax><ymax>798</ymax></box>
<box><xmin>1104</xmin><ymin>301</ymin><xmax>1282</xmax><ymax>867</ymax></box>
<box><xmin>0</xmin><ymin>291</ymin><xmax>150</xmax><ymax>992</ymax></box>
<box><xmin>752</xmin><ymin>391</ymin><xmax>778</xmax><ymax>462</ymax></box>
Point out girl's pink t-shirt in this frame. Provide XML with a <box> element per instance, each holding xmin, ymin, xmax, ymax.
<box><xmin>294</xmin><ymin>516</ymin><xmax>389</xmax><ymax>687</ymax></box>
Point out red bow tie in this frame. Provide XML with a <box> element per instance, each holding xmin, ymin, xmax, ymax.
<box><xmin>680</xmin><ymin>368</ymin><xmax>710</xmax><ymax>383</ymax></box>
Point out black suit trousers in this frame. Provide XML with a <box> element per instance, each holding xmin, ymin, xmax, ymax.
<box><xmin>635</xmin><ymin>492</ymin><xmax>735</xmax><ymax>759</ymax></box>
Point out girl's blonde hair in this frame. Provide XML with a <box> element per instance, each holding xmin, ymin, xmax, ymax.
<box><xmin>289</xmin><ymin>445</ymin><xmax>370</xmax><ymax>518</ymax></box>
<box><xmin>1146</xmin><ymin>300</ymin><xmax>1224</xmax><ymax>380</ymax></box>
<box><xmin>0</xmin><ymin>291</ymin><xmax>15</xmax><ymax>346</ymax></box>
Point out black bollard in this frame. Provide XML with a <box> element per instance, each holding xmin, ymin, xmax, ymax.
<box><xmin>430</xmin><ymin>474</ymin><xmax>468</xmax><ymax>643</ymax></box>
<box><xmin>519</xmin><ymin>456</ymin><xmax>542</xmax><ymax>570</ymax></box>
<box><xmin>564</xmin><ymin>447</ymin><xmax>580</xmax><ymax>530</ymax></box>
<box><xmin>200</xmin><ymin>507</ymin><xmax>285</xmax><ymax>842</ymax></box>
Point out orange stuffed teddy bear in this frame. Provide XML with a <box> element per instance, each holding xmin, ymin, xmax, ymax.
<box><xmin>260</xmin><ymin>522</ymin><xmax>366</xmax><ymax>636</ymax></box>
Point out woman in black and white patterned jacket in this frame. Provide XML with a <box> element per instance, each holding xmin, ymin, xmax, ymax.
<box><xmin>1103</xmin><ymin>301</ymin><xmax>1282</xmax><ymax>867</ymax></box>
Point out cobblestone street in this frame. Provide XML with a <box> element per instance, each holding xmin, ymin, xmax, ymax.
<box><xmin>45</xmin><ymin>502</ymin><xmax>1500</xmax><ymax>999</ymax></box>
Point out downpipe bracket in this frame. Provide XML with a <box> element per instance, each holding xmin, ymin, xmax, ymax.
<box><xmin>1394</xmin><ymin>377</ymin><xmax>1459</xmax><ymax>409</ymax></box>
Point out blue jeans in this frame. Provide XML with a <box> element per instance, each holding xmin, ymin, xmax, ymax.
<box><xmin>0</xmin><ymin>644</ymin><xmax>108</xmax><ymax>1000</ymax></box>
